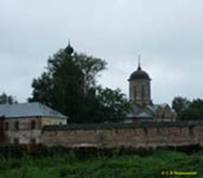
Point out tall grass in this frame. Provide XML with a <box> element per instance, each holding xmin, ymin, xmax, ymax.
<box><xmin>0</xmin><ymin>150</ymin><xmax>202</xmax><ymax>178</ymax></box>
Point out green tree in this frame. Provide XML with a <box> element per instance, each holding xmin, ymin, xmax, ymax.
<box><xmin>29</xmin><ymin>44</ymin><xmax>130</xmax><ymax>123</ymax></box>
<box><xmin>0</xmin><ymin>92</ymin><xmax>17</xmax><ymax>104</ymax></box>
<box><xmin>172</xmin><ymin>97</ymin><xmax>203</xmax><ymax>120</ymax></box>
<box><xmin>74</xmin><ymin>53</ymin><xmax>107</xmax><ymax>92</ymax></box>
<box><xmin>96</xmin><ymin>87</ymin><xmax>131</xmax><ymax>122</ymax></box>
<box><xmin>172</xmin><ymin>96</ymin><xmax>190</xmax><ymax>120</ymax></box>
<box><xmin>181</xmin><ymin>99</ymin><xmax>203</xmax><ymax>120</ymax></box>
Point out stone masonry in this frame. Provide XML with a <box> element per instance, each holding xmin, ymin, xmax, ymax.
<box><xmin>41</xmin><ymin>121</ymin><xmax>203</xmax><ymax>149</ymax></box>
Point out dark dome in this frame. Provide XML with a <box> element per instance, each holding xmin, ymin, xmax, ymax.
<box><xmin>129</xmin><ymin>66</ymin><xmax>150</xmax><ymax>81</ymax></box>
<box><xmin>65</xmin><ymin>41</ymin><xmax>74</xmax><ymax>55</ymax></box>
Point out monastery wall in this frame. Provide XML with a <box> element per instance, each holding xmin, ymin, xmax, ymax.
<box><xmin>41</xmin><ymin>121</ymin><xmax>203</xmax><ymax>149</ymax></box>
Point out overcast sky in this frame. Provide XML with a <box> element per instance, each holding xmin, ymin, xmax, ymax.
<box><xmin>1</xmin><ymin>0</ymin><xmax>203</xmax><ymax>104</ymax></box>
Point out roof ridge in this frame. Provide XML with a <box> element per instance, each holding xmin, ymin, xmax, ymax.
<box><xmin>0</xmin><ymin>102</ymin><xmax>67</xmax><ymax>119</ymax></box>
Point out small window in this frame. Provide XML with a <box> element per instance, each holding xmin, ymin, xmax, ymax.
<box><xmin>148</xmin><ymin>86</ymin><xmax>150</xmax><ymax>97</ymax></box>
<box><xmin>157</xmin><ymin>128</ymin><xmax>161</xmax><ymax>134</ymax></box>
<box><xmin>189</xmin><ymin>126</ymin><xmax>194</xmax><ymax>136</ymax></box>
<box><xmin>14</xmin><ymin>138</ymin><xmax>19</xmax><ymax>145</ymax></box>
<box><xmin>115</xmin><ymin>129</ymin><xmax>119</xmax><ymax>134</ymax></box>
<box><xmin>134</xmin><ymin>86</ymin><xmax>137</xmax><ymax>99</ymax></box>
<box><xmin>15</xmin><ymin>121</ymin><xmax>19</xmax><ymax>130</ymax></box>
<box><xmin>5</xmin><ymin>122</ymin><xmax>9</xmax><ymax>130</ymax></box>
<box><xmin>31</xmin><ymin>138</ymin><xmax>36</xmax><ymax>145</ymax></box>
<box><xmin>142</xmin><ymin>85</ymin><xmax>145</xmax><ymax>98</ymax></box>
<box><xmin>31</xmin><ymin>120</ymin><xmax>36</xmax><ymax>129</ymax></box>
<box><xmin>143</xmin><ymin>127</ymin><xmax>148</xmax><ymax>135</ymax></box>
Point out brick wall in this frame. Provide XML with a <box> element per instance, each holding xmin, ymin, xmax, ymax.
<box><xmin>42</xmin><ymin>122</ymin><xmax>203</xmax><ymax>149</ymax></box>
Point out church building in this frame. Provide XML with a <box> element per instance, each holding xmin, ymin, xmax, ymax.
<box><xmin>127</xmin><ymin>59</ymin><xmax>176</xmax><ymax>122</ymax></box>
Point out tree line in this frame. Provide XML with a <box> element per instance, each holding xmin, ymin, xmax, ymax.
<box><xmin>172</xmin><ymin>97</ymin><xmax>203</xmax><ymax>121</ymax></box>
<box><xmin>1</xmin><ymin>44</ymin><xmax>203</xmax><ymax>123</ymax></box>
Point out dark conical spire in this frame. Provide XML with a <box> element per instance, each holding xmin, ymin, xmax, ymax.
<box><xmin>128</xmin><ymin>54</ymin><xmax>151</xmax><ymax>81</ymax></box>
<box><xmin>65</xmin><ymin>40</ymin><xmax>74</xmax><ymax>55</ymax></box>
<box><xmin>138</xmin><ymin>55</ymin><xmax>141</xmax><ymax>70</ymax></box>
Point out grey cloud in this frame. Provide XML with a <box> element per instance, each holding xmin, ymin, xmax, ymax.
<box><xmin>1</xmin><ymin>0</ymin><xmax>203</xmax><ymax>104</ymax></box>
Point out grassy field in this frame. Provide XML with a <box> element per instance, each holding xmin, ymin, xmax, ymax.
<box><xmin>0</xmin><ymin>150</ymin><xmax>203</xmax><ymax>178</ymax></box>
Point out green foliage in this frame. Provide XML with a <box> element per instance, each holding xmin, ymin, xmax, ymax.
<box><xmin>172</xmin><ymin>97</ymin><xmax>203</xmax><ymax>120</ymax></box>
<box><xmin>0</xmin><ymin>151</ymin><xmax>203</xmax><ymax>178</ymax></box>
<box><xmin>181</xmin><ymin>99</ymin><xmax>203</xmax><ymax>120</ymax></box>
<box><xmin>29</xmin><ymin>46</ymin><xmax>130</xmax><ymax>123</ymax></box>
<box><xmin>29</xmin><ymin>50</ymin><xmax>86</xmax><ymax>120</ymax></box>
<box><xmin>96</xmin><ymin>87</ymin><xmax>131</xmax><ymax>122</ymax></box>
<box><xmin>74</xmin><ymin>53</ymin><xmax>107</xmax><ymax>89</ymax></box>
<box><xmin>0</xmin><ymin>92</ymin><xmax>17</xmax><ymax>104</ymax></box>
<box><xmin>172</xmin><ymin>96</ymin><xmax>190</xmax><ymax>120</ymax></box>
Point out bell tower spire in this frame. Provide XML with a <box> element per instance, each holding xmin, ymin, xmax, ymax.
<box><xmin>129</xmin><ymin>55</ymin><xmax>152</xmax><ymax>106</ymax></box>
<box><xmin>138</xmin><ymin>55</ymin><xmax>141</xmax><ymax>70</ymax></box>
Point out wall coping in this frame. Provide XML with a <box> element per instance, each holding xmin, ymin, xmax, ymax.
<box><xmin>43</xmin><ymin>121</ymin><xmax>203</xmax><ymax>131</ymax></box>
